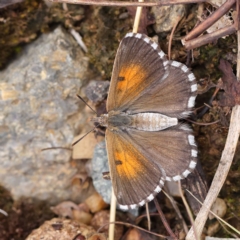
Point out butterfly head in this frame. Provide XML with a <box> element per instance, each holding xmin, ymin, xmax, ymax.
<box><xmin>92</xmin><ymin>114</ymin><xmax>108</xmax><ymax>127</ymax></box>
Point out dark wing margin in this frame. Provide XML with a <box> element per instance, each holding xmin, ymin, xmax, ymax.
<box><xmin>105</xmin><ymin>129</ymin><xmax>165</xmax><ymax>210</ymax></box>
<box><xmin>107</xmin><ymin>32</ymin><xmax>169</xmax><ymax>112</ymax></box>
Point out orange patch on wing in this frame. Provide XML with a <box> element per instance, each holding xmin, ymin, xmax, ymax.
<box><xmin>114</xmin><ymin>150</ymin><xmax>144</xmax><ymax>178</ymax></box>
<box><xmin>117</xmin><ymin>64</ymin><xmax>146</xmax><ymax>92</ymax></box>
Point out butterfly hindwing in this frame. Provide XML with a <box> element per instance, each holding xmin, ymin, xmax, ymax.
<box><xmin>105</xmin><ymin>128</ymin><xmax>165</xmax><ymax>209</ymax></box>
<box><xmin>107</xmin><ymin>33</ymin><xmax>169</xmax><ymax>112</ymax></box>
<box><xmin>124</xmin><ymin>124</ymin><xmax>198</xmax><ymax>181</ymax></box>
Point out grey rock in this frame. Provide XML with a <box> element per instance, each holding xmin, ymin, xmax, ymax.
<box><xmin>152</xmin><ymin>4</ymin><xmax>186</xmax><ymax>33</ymax></box>
<box><xmin>84</xmin><ymin>80</ymin><xmax>109</xmax><ymax>103</ymax></box>
<box><xmin>0</xmin><ymin>26</ymin><xmax>89</xmax><ymax>203</ymax></box>
<box><xmin>91</xmin><ymin>141</ymin><xmax>112</xmax><ymax>204</ymax></box>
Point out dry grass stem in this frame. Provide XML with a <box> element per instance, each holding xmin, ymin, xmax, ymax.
<box><xmin>186</xmin><ymin>190</ymin><xmax>240</xmax><ymax>235</ymax></box>
<box><xmin>133</xmin><ymin>0</ymin><xmax>144</xmax><ymax>33</ymax></box>
<box><xmin>178</xmin><ymin>182</ymin><xmax>199</xmax><ymax>240</ymax></box>
<box><xmin>48</xmin><ymin>0</ymin><xmax>205</xmax><ymax>7</ymax></box>
<box><xmin>162</xmin><ymin>189</ymin><xmax>189</xmax><ymax>234</ymax></box>
<box><xmin>109</xmin><ymin>188</ymin><xmax>117</xmax><ymax>240</ymax></box>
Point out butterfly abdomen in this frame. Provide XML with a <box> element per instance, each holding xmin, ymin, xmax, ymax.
<box><xmin>130</xmin><ymin>113</ymin><xmax>178</xmax><ymax>131</ymax></box>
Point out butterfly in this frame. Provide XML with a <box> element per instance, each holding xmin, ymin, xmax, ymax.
<box><xmin>95</xmin><ymin>32</ymin><xmax>198</xmax><ymax>210</ymax></box>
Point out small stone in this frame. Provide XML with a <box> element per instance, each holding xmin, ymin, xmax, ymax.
<box><xmin>207</xmin><ymin>221</ymin><xmax>220</xmax><ymax>236</ymax></box>
<box><xmin>84</xmin><ymin>80</ymin><xmax>109</xmax><ymax>103</ymax></box>
<box><xmin>72</xmin><ymin>208</ymin><xmax>93</xmax><ymax>225</ymax></box>
<box><xmin>209</xmin><ymin>198</ymin><xmax>227</xmax><ymax>220</ymax></box>
<box><xmin>165</xmin><ymin>181</ymin><xmax>180</xmax><ymax>197</ymax></box>
<box><xmin>85</xmin><ymin>192</ymin><xmax>109</xmax><ymax>213</ymax></box>
<box><xmin>90</xmin><ymin>210</ymin><xmax>123</xmax><ymax>240</ymax></box>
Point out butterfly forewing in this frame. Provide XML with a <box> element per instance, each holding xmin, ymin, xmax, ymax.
<box><xmin>127</xmin><ymin>61</ymin><xmax>198</xmax><ymax>118</ymax></box>
<box><xmin>107</xmin><ymin>33</ymin><xmax>169</xmax><ymax>112</ymax></box>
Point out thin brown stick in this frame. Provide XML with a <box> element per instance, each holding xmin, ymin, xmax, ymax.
<box><xmin>41</xmin><ymin>146</ymin><xmax>72</xmax><ymax>151</ymax></box>
<box><xmin>168</xmin><ymin>17</ymin><xmax>180</xmax><ymax>59</ymax></box>
<box><xmin>154</xmin><ymin>198</ymin><xmax>178</xmax><ymax>240</ymax></box>
<box><xmin>98</xmin><ymin>221</ymin><xmax>167</xmax><ymax>238</ymax></box>
<box><xmin>178</xmin><ymin>181</ymin><xmax>199</xmax><ymax>240</ymax></box>
<box><xmin>185</xmin><ymin>119</ymin><xmax>220</xmax><ymax>126</ymax></box>
<box><xmin>162</xmin><ymin>189</ymin><xmax>188</xmax><ymax>234</ymax></box>
<box><xmin>48</xmin><ymin>0</ymin><xmax>205</xmax><ymax>7</ymax></box>
<box><xmin>184</xmin><ymin>0</ymin><xmax>236</xmax><ymax>41</ymax></box>
<box><xmin>218</xmin><ymin>218</ymin><xmax>240</xmax><ymax>238</ymax></box>
<box><xmin>183</xmin><ymin>25</ymin><xmax>236</xmax><ymax>49</ymax></box>
<box><xmin>186</xmin><ymin>18</ymin><xmax>240</xmax><ymax>238</ymax></box>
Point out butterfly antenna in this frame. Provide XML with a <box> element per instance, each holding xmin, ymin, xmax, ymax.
<box><xmin>72</xmin><ymin>125</ymin><xmax>99</xmax><ymax>146</ymax></box>
<box><xmin>41</xmin><ymin>147</ymin><xmax>72</xmax><ymax>151</ymax></box>
<box><xmin>76</xmin><ymin>94</ymin><xmax>97</xmax><ymax>114</ymax></box>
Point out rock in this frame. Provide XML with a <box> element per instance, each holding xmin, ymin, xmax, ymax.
<box><xmin>165</xmin><ymin>181</ymin><xmax>180</xmax><ymax>197</ymax></box>
<box><xmin>85</xmin><ymin>191</ymin><xmax>109</xmax><ymax>213</ymax></box>
<box><xmin>84</xmin><ymin>80</ymin><xmax>109</xmax><ymax>103</ymax></box>
<box><xmin>207</xmin><ymin>221</ymin><xmax>220</xmax><ymax>236</ymax></box>
<box><xmin>0</xmin><ymin>26</ymin><xmax>89</xmax><ymax>203</ymax></box>
<box><xmin>26</xmin><ymin>218</ymin><xmax>96</xmax><ymax>240</ymax></box>
<box><xmin>209</xmin><ymin>198</ymin><xmax>227</xmax><ymax>220</ymax></box>
<box><xmin>151</xmin><ymin>4</ymin><xmax>186</xmax><ymax>33</ymax></box>
<box><xmin>90</xmin><ymin>210</ymin><xmax>123</xmax><ymax>240</ymax></box>
<box><xmin>91</xmin><ymin>141</ymin><xmax>112</xmax><ymax>205</ymax></box>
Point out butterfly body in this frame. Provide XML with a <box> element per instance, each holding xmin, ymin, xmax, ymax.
<box><xmin>95</xmin><ymin>32</ymin><xmax>198</xmax><ymax>210</ymax></box>
<box><xmin>96</xmin><ymin>111</ymin><xmax>178</xmax><ymax>132</ymax></box>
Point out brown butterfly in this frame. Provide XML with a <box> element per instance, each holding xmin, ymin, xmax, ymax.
<box><xmin>94</xmin><ymin>32</ymin><xmax>198</xmax><ymax>210</ymax></box>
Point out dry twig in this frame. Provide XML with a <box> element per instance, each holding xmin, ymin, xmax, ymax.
<box><xmin>186</xmin><ymin>14</ymin><xmax>240</xmax><ymax>238</ymax></box>
<box><xmin>48</xmin><ymin>0</ymin><xmax>205</xmax><ymax>7</ymax></box>
<box><xmin>184</xmin><ymin>0</ymin><xmax>236</xmax><ymax>41</ymax></box>
<box><xmin>182</xmin><ymin>0</ymin><xmax>237</xmax><ymax>49</ymax></box>
<box><xmin>183</xmin><ymin>25</ymin><xmax>236</xmax><ymax>50</ymax></box>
